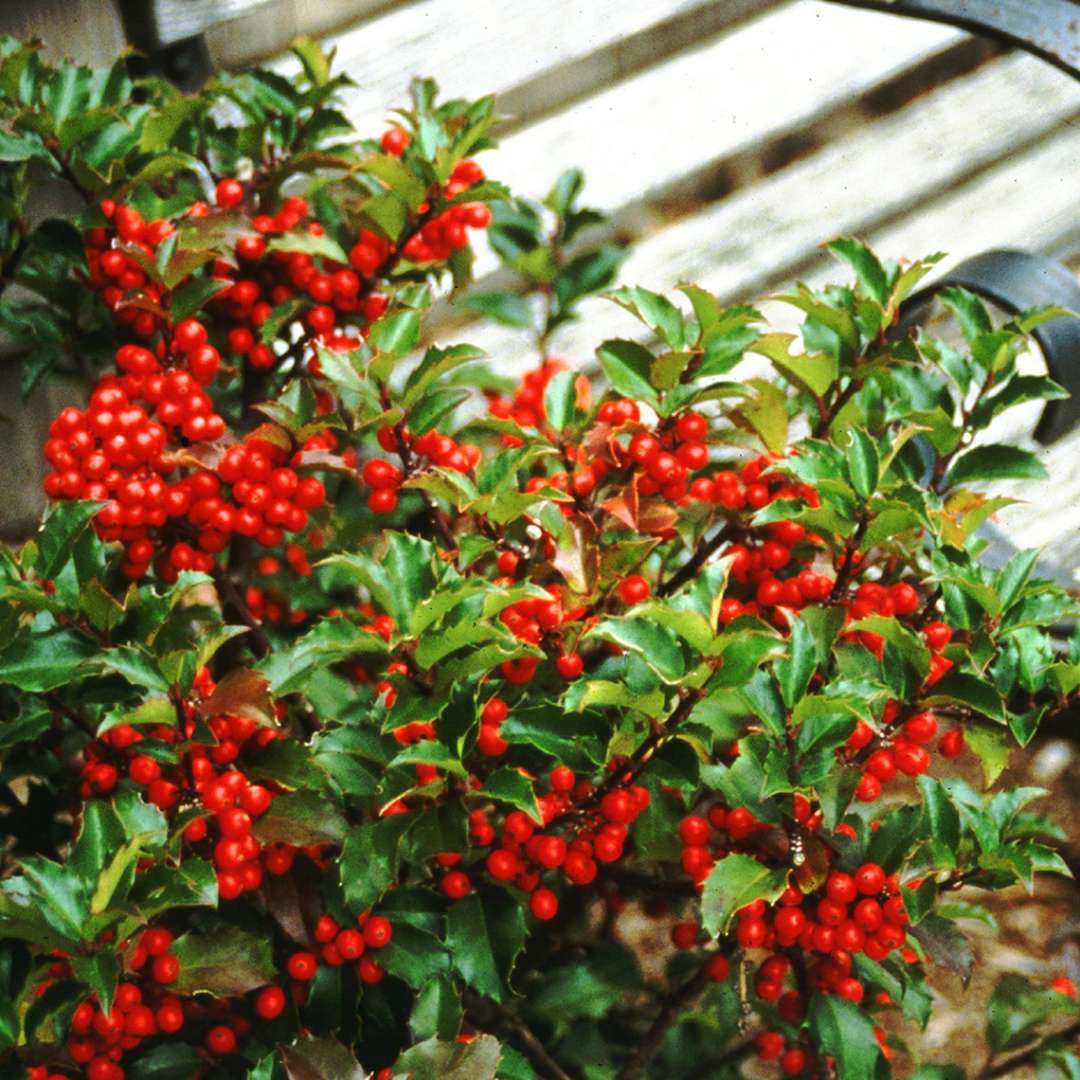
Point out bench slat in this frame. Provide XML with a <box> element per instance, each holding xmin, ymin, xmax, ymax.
<box><xmin>442</xmin><ymin>53</ymin><xmax>1079</xmax><ymax>376</ymax></box>
<box><xmin>281</xmin><ymin>0</ymin><xmax>782</xmax><ymax>132</ymax></box>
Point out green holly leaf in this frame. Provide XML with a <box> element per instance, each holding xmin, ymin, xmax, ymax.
<box><xmin>34</xmin><ymin>499</ymin><xmax>101</xmax><ymax>580</ymax></box>
<box><xmin>338</xmin><ymin>815</ymin><xmax>411</xmax><ymax>912</ymax></box>
<box><xmin>596</xmin><ymin>339</ymin><xmax>659</xmax><ymax>405</ymax></box>
<box><xmin>477</xmin><ymin>767</ymin><xmax>541</xmax><ymax>822</ymax></box>
<box><xmin>944</xmin><ymin>445</ymin><xmax>1048</xmax><ymax>488</ymax></box>
<box><xmin>587</xmin><ymin>617</ymin><xmax>685</xmax><ymax>683</ymax></box>
<box><xmin>809</xmin><ymin>993</ymin><xmax>882</xmax><ymax>1080</ymax></box>
<box><xmin>444</xmin><ymin>891</ymin><xmax>526</xmax><ymax>1003</ymax></box>
<box><xmin>170</xmin><ymin>928</ymin><xmax>275</xmax><ymax>996</ymax></box>
<box><xmin>607</xmin><ymin>285</ymin><xmax>688</xmax><ymax>349</ymax></box>
<box><xmin>280</xmin><ymin>1034</ymin><xmax>369</xmax><ymax>1080</ymax></box>
<box><xmin>700</xmin><ymin>854</ymin><xmax>788</xmax><ymax>936</ymax></box>
<box><xmin>396</xmin><ymin>1035</ymin><xmax>501</xmax><ymax>1080</ymax></box>
<box><xmin>987</xmin><ymin>974</ymin><xmax>1079</xmax><ymax>1053</ymax></box>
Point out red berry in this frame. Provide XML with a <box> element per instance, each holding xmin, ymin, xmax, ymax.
<box><xmin>617</xmin><ymin>575</ymin><xmax>650</xmax><ymax>605</ymax></box>
<box><xmin>529</xmin><ymin>888</ymin><xmax>558</xmax><ymax>920</ymax></box>
<box><xmin>923</xmin><ymin>621</ymin><xmax>953</xmax><ymax>651</ymax></box>
<box><xmin>151</xmin><ymin>954</ymin><xmax>179</xmax><ymax>984</ymax></box>
<box><xmin>756</xmin><ymin>1032</ymin><xmax>786</xmax><ymax>1061</ymax></box>
<box><xmin>254</xmin><ymin>985</ymin><xmax>286</xmax><ymax>1019</ymax></box>
<box><xmin>335</xmin><ymin>929</ymin><xmax>364</xmax><ymax>960</ymax></box>
<box><xmin>780</xmin><ymin>1048</ymin><xmax>808</xmax><ymax>1076</ymax></box>
<box><xmin>855</xmin><ymin>863</ymin><xmax>886</xmax><ymax>896</ymax></box>
<box><xmin>215</xmin><ymin>178</ymin><xmax>244</xmax><ymax>208</ymax></box>
<box><xmin>678</xmin><ymin>816</ymin><xmax>711</xmax><ymax>846</ymax></box>
<box><xmin>287</xmin><ymin>951</ymin><xmax>318</xmax><ymax>981</ymax></box>
<box><xmin>889</xmin><ymin>582</ymin><xmax>919</xmax><ymax>615</ymax></box>
<box><xmin>939</xmin><ymin>728</ymin><xmax>965</xmax><ymax>758</ymax></box>
<box><xmin>206</xmin><ymin>1025</ymin><xmax>237</xmax><ymax>1054</ymax></box>
<box><xmin>555</xmin><ymin>652</ymin><xmax>584</xmax><ymax>679</ymax></box>
<box><xmin>441</xmin><ymin>871</ymin><xmax>471</xmax><ymax>899</ymax></box>
<box><xmin>705</xmin><ymin>953</ymin><xmax>730</xmax><ymax>981</ymax></box>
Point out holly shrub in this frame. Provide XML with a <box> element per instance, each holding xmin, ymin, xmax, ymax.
<box><xmin>1</xmin><ymin>32</ymin><xmax>1079</xmax><ymax>1080</ymax></box>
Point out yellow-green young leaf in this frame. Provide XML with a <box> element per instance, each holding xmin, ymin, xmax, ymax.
<box><xmin>964</xmin><ymin>724</ymin><xmax>1011</xmax><ymax>787</ymax></box>
<box><xmin>887</xmin><ymin>252</ymin><xmax>946</xmax><ymax>316</ymax></box>
<box><xmin>90</xmin><ymin>838</ymin><xmax>142</xmax><ymax>915</ymax></box>
<box><xmin>290</xmin><ymin>36</ymin><xmax>332</xmax><ymax>86</ymax></box>
<box><xmin>733</xmin><ymin>379</ymin><xmax>788</xmax><ymax>453</ymax></box>
<box><xmin>749</xmin><ymin>333</ymin><xmax>836</xmax><ymax>397</ymax></box>
<box><xmin>651</xmin><ymin>350</ymin><xmax>694</xmax><ymax>390</ymax></box>
<box><xmin>678</xmin><ymin>283</ymin><xmax>725</xmax><ymax>345</ymax></box>
<box><xmin>700</xmin><ymin>854</ymin><xmax>788</xmax><ymax>936</ymax></box>
<box><xmin>936</xmin><ymin>490</ymin><xmax>1016</xmax><ymax>548</ymax></box>
<box><xmin>596</xmin><ymin>339</ymin><xmax>659</xmax><ymax>405</ymax></box>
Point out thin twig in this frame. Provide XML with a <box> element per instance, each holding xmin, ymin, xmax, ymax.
<box><xmin>212</xmin><ymin>566</ymin><xmax>272</xmax><ymax>659</ymax></box>
<box><xmin>614</xmin><ymin>966</ymin><xmax>711</xmax><ymax>1080</ymax></box>
<box><xmin>658</xmin><ymin>524</ymin><xmax>736</xmax><ymax>598</ymax></box>
<box><xmin>975</xmin><ymin>1018</ymin><xmax>1080</xmax><ymax>1079</ymax></box>
<box><xmin>812</xmin><ymin>376</ymin><xmax>862</xmax><ymax>439</ymax></box>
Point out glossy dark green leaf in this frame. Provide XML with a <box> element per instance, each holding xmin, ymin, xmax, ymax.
<box><xmin>280</xmin><ymin>1034</ymin><xmax>368</xmax><ymax>1080</ymax></box>
<box><xmin>595</xmin><ymin>339</ymin><xmax>659</xmax><ymax>405</ymax></box>
<box><xmin>944</xmin><ymin>445</ymin><xmax>1048</xmax><ymax>488</ymax></box>
<box><xmin>700</xmin><ymin>854</ymin><xmax>788</xmax><ymax>936</ymax></box>
<box><xmin>396</xmin><ymin>1035</ymin><xmax>501</xmax><ymax>1080</ymax></box>
<box><xmin>809</xmin><ymin>993</ymin><xmax>881</xmax><ymax>1080</ymax></box>
<box><xmin>170</xmin><ymin>928</ymin><xmax>275</xmax><ymax>996</ymax></box>
<box><xmin>338</xmin><ymin>815</ymin><xmax>411</xmax><ymax>911</ymax></box>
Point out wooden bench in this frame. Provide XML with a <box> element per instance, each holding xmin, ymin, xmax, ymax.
<box><xmin>4</xmin><ymin>0</ymin><xmax>1080</xmax><ymax>566</ymax></box>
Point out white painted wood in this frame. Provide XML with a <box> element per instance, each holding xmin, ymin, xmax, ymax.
<box><xmin>438</xmin><ymin>52</ymin><xmax>1080</xmax><ymax>377</ymax></box>
<box><xmin>274</xmin><ymin>0</ymin><xmax>782</xmax><ymax>131</ymax></box>
<box><xmin>489</xmin><ymin>2</ymin><xmax>963</xmax><ymax>216</ymax></box>
<box><xmin>150</xmin><ymin>0</ymin><xmax>276</xmax><ymax>46</ymax></box>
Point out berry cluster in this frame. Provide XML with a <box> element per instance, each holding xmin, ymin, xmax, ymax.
<box><xmin>58</xmin><ymin>666</ymin><xmax>406</xmax><ymax>1077</ymax></box>
<box><xmin>43</xmin><ymin>372</ymin><xmax>326</xmax><ymax>579</ymax></box>
<box><xmin>363</xmin><ymin>426</ymin><xmax>482</xmax><ymax>514</ymax></box>
<box><xmin>435</xmin><ymin>761</ymin><xmax>651</xmax><ymax>919</ymax></box>
<box><xmin>287</xmin><ymin>910</ymin><xmax>394</xmax><ymax>989</ymax></box>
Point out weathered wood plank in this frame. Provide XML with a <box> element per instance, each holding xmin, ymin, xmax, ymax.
<box><xmin>490</xmin><ymin>2</ymin><xmax>964</xmax><ymax>216</ymax></box>
<box><xmin>443</xmin><ymin>52</ymin><xmax>1080</xmax><ymax>375</ymax></box>
<box><xmin>274</xmin><ymin>0</ymin><xmax>782</xmax><ymax>132</ymax></box>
